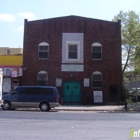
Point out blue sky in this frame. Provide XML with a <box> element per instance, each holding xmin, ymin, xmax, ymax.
<box><xmin>0</xmin><ymin>0</ymin><xmax>140</xmax><ymax>48</ymax></box>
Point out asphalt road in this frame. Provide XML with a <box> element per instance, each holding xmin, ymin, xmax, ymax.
<box><xmin>0</xmin><ymin>110</ymin><xmax>140</xmax><ymax>140</ymax></box>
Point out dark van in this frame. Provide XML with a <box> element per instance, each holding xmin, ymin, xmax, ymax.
<box><xmin>1</xmin><ymin>86</ymin><xmax>60</xmax><ymax>111</ymax></box>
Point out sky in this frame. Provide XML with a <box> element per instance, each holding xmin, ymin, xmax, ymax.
<box><xmin>0</xmin><ymin>0</ymin><xmax>140</xmax><ymax>48</ymax></box>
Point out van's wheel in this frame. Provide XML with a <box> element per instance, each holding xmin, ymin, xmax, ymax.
<box><xmin>2</xmin><ymin>101</ymin><xmax>11</xmax><ymax>110</ymax></box>
<box><xmin>40</xmin><ymin>102</ymin><xmax>50</xmax><ymax>111</ymax></box>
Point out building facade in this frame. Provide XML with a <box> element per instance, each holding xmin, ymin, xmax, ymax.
<box><xmin>0</xmin><ymin>47</ymin><xmax>23</xmax><ymax>55</ymax></box>
<box><xmin>22</xmin><ymin>15</ymin><xmax>123</xmax><ymax>104</ymax></box>
<box><xmin>0</xmin><ymin>48</ymin><xmax>23</xmax><ymax>93</ymax></box>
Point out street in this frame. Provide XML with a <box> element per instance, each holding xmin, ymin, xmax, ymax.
<box><xmin>0</xmin><ymin>109</ymin><xmax>140</xmax><ymax>140</ymax></box>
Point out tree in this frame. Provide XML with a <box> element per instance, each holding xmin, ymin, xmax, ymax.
<box><xmin>113</xmin><ymin>11</ymin><xmax>140</xmax><ymax>74</ymax></box>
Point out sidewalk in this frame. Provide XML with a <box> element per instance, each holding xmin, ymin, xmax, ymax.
<box><xmin>0</xmin><ymin>105</ymin><xmax>125</xmax><ymax>112</ymax></box>
<box><xmin>1</xmin><ymin>103</ymin><xmax>140</xmax><ymax>112</ymax></box>
<box><xmin>53</xmin><ymin>102</ymin><xmax>140</xmax><ymax>112</ymax></box>
<box><xmin>127</xmin><ymin>102</ymin><xmax>140</xmax><ymax>111</ymax></box>
<box><xmin>53</xmin><ymin>105</ymin><xmax>125</xmax><ymax>112</ymax></box>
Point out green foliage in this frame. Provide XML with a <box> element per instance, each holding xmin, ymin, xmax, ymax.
<box><xmin>123</xmin><ymin>86</ymin><xmax>130</xmax><ymax>100</ymax></box>
<box><xmin>112</xmin><ymin>11</ymin><xmax>140</xmax><ymax>73</ymax></box>
<box><xmin>124</xmin><ymin>75</ymin><xmax>129</xmax><ymax>82</ymax></box>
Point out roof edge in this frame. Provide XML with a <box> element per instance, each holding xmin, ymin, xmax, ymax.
<box><xmin>25</xmin><ymin>15</ymin><xmax>116</xmax><ymax>23</ymax></box>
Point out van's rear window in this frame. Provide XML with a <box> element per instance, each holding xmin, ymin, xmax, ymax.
<box><xmin>41</xmin><ymin>88</ymin><xmax>53</xmax><ymax>95</ymax></box>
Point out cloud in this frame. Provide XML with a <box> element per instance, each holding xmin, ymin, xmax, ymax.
<box><xmin>0</xmin><ymin>14</ymin><xmax>15</xmax><ymax>22</ymax></box>
<box><xmin>18</xmin><ymin>12</ymin><xmax>35</xmax><ymax>20</ymax></box>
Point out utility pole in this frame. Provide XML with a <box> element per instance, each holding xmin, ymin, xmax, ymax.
<box><xmin>135</xmin><ymin>75</ymin><xmax>138</xmax><ymax>102</ymax></box>
<box><xmin>135</xmin><ymin>56</ymin><xmax>138</xmax><ymax>102</ymax></box>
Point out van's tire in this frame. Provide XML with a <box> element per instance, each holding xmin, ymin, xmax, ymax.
<box><xmin>39</xmin><ymin>102</ymin><xmax>50</xmax><ymax>111</ymax></box>
<box><xmin>2</xmin><ymin>101</ymin><xmax>11</xmax><ymax>110</ymax></box>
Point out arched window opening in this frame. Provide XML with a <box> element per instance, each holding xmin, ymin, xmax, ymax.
<box><xmin>37</xmin><ymin>71</ymin><xmax>48</xmax><ymax>86</ymax></box>
<box><xmin>92</xmin><ymin>71</ymin><xmax>102</xmax><ymax>88</ymax></box>
<box><xmin>91</xmin><ymin>42</ymin><xmax>102</xmax><ymax>60</ymax></box>
<box><xmin>38</xmin><ymin>42</ymin><xmax>49</xmax><ymax>59</ymax></box>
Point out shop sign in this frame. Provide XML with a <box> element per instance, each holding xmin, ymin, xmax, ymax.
<box><xmin>11</xmin><ymin>69</ymin><xmax>18</xmax><ymax>77</ymax></box>
<box><xmin>3</xmin><ymin>68</ymin><xmax>23</xmax><ymax>77</ymax></box>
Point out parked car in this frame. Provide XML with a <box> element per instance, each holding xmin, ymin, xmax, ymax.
<box><xmin>1</xmin><ymin>86</ymin><xmax>60</xmax><ymax>111</ymax></box>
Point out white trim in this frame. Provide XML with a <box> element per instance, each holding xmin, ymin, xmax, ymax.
<box><xmin>93</xmin><ymin>71</ymin><xmax>102</xmax><ymax>75</ymax></box>
<box><xmin>39</xmin><ymin>42</ymin><xmax>49</xmax><ymax>46</ymax></box>
<box><xmin>38</xmin><ymin>71</ymin><xmax>47</xmax><ymax>74</ymax></box>
<box><xmin>62</xmin><ymin>33</ymin><xmax>83</xmax><ymax>63</ymax></box>
<box><xmin>92</xmin><ymin>42</ymin><xmax>102</xmax><ymax>46</ymax></box>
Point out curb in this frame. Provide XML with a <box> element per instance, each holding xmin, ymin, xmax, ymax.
<box><xmin>0</xmin><ymin>107</ymin><xmax>124</xmax><ymax>112</ymax></box>
<box><xmin>1</xmin><ymin>106</ymin><xmax>140</xmax><ymax>112</ymax></box>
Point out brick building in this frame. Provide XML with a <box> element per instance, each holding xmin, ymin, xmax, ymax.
<box><xmin>22</xmin><ymin>15</ymin><xmax>123</xmax><ymax>105</ymax></box>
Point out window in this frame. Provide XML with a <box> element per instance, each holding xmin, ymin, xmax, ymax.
<box><xmin>25</xmin><ymin>88</ymin><xmax>40</xmax><ymax>95</ymax></box>
<box><xmin>91</xmin><ymin>43</ymin><xmax>102</xmax><ymax>59</ymax></box>
<box><xmin>66</xmin><ymin>41</ymin><xmax>80</xmax><ymax>61</ymax></box>
<box><xmin>41</xmin><ymin>88</ymin><xmax>53</xmax><ymax>95</ymax></box>
<box><xmin>14</xmin><ymin>87</ymin><xmax>24</xmax><ymax>94</ymax></box>
<box><xmin>68</xmin><ymin>45</ymin><xmax>77</xmax><ymax>59</ymax></box>
<box><xmin>92</xmin><ymin>71</ymin><xmax>102</xmax><ymax>88</ymax></box>
<box><xmin>38</xmin><ymin>42</ymin><xmax>49</xmax><ymax>59</ymax></box>
<box><xmin>37</xmin><ymin>71</ymin><xmax>48</xmax><ymax>86</ymax></box>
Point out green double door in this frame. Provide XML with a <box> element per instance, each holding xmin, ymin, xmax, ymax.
<box><xmin>63</xmin><ymin>82</ymin><xmax>81</xmax><ymax>103</ymax></box>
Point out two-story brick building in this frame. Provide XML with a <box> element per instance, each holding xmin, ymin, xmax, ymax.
<box><xmin>22</xmin><ymin>15</ymin><xmax>123</xmax><ymax>105</ymax></box>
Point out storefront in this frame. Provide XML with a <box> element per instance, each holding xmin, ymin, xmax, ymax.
<box><xmin>2</xmin><ymin>67</ymin><xmax>23</xmax><ymax>93</ymax></box>
<box><xmin>0</xmin><ymin>54</ymin><xmax>23</xmax><ymax>94</ymax></box>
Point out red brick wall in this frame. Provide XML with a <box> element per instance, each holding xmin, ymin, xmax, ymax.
<box><xmin>22</xmin><ymin>16</ymin><xmax>122</xmax><ymax>104</ymax></box>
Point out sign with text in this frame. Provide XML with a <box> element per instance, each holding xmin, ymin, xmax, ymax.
<box><xmin>84</xmin><ymin>78</ymin><xmax>89</xmax><ymax>87</ymax></box>
<box><xmin>93</xmin><ymin>91</ymin><xmax>103</xmax><ymax>103</ymax></box>
<box><xmin>61</xmin><ymin>64</ymin><xmax>84</xmax><ymax>72</ymax></box>
<box><xmin>3</xmin><ymin>68</ymin><xmax>23</xmax><ymax>77</ymax></box>
<box><xmin>56</xmin><ymin>78</ymin><xmax>62</xmax><ymax>87</ymax></box>
<box><xmin>3</xmin><ymin>78</ymin><xmax>11</xmax><ymax>92</ymax></box>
